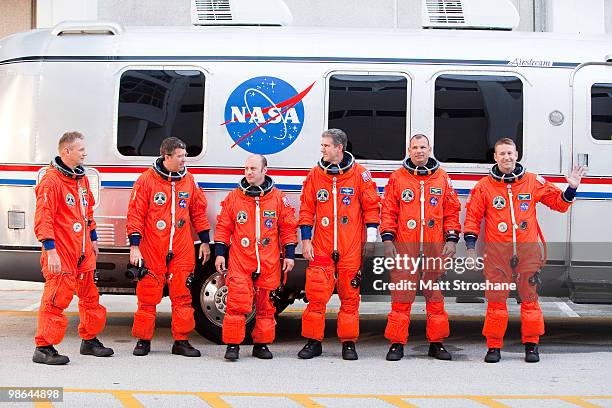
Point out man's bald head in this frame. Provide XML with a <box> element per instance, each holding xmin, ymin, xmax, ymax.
<box><xmin>247</xmin><ymin>154</ymin><xmax>267</xmax><ymax>169</ymax></box>
<box><xmin>244</xmin><ymin>154</ymin><xmax>268</xmax><ymax>186</ymax></box>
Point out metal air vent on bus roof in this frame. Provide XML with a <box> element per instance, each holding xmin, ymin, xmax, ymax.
<box><xmin>51</xmin><ymin>21</ymin><xmax>124</xmax><ymax>36</ymax></box>
<box><xmin>193</xmin><ymin>0</ymin><xmax>233</xmax><ymax>22</ymax></box>
<box><xmin>422</xmin><ymin>0</ymin><xmax>520</xmax><ymax>30</ymax></box>
<box><xmin>191</xmin><ymin>0</ymin><xmax>293</xmax><ymax>26</ymax></box>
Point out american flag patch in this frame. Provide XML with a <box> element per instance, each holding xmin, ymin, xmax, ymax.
<box><xmin>361</xmin><ymin>170</ymin><xmax>372</xmax><ymax>182</ymax></box>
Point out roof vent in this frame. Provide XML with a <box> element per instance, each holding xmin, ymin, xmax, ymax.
<box><xmin>422</xmin><ymin>0</ymin><xmax>519</xmax><ymax>30</ymax></box>
<box><xmin>191</xmin><ymin>0</ymin><xmax>292</xmax><ymax>26</ymax></box>
<box><xmin>192</xmin><ymin>0</ymin><xmax>232</xmax><ymax>22</ymax></box>
<box><xmin>51</xmin><ymin>21</ymin><xmax>124</xmax><ymax>36</ymax></box>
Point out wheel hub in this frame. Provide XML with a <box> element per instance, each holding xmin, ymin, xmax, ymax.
<box><xmin>200</xmin><ymin>271</ymin><xmax>255</xmax><ymax>327</ymax></box>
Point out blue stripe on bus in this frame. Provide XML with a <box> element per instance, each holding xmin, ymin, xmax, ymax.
<box><xmin>575</xmin><ymin>191</ymin><xmax>612</xmax><ymax>199</ymax></box>
<box><xmin>101</xmin><ymin>180</ymin><xmax>135</xmax><ymax>188</ymax></box>
<box><xmin>0</xmin><ymin>179</ymin><xmax>36</xmax><ymax>186</ymax></box>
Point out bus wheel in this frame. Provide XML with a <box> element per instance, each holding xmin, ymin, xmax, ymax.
<box><xmin>192</xmin><ymin>267</ymin><xmax>256</xmax><ymax>345</ymax></box>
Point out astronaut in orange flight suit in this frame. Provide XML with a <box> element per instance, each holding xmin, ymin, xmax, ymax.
<box><xmin>33</xmin><ymin>131</ymin><xmax>113</xmax><ymax>365</ymax></box>
<box><xmin>464</xmin><ymin>138</ymin><xmax>585</xmax><ymax>363</ymax></box>
<box><xmin>127</xmin><ymin>137</ymin><xmax>211</xmax><ymax>357</ymax></box>
<box><xmin>215</xmin><ymin>154</ymin><xmax>298</xmax><ymax>360</ymax></box>
<box><xmin>380</xmin><ymin>134</ymin><xmax>461</xmax><ymax>361</ymax></box>
<box><xmin>297</xmin><ymin>129</ymin><xmax>380</xmax><ymax>361</ymax></box>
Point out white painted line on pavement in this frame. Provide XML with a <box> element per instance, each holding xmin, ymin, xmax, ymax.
<box><xmin>555</xmin><ymin>302</ymin><xmax>580</xmax><ymax>318</ymax></box>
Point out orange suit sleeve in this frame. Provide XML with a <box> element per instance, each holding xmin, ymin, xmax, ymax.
<box><xmin>214</xmin><ymin>192</ymin><xmax>235</xmax><ymax>247</ymax></box>
<box><xmin>442</xmin><ymin>175</ymin><xmax>462</xmax><ymax>241</ymax></box>
<box><xmin>189</xmin><ymin>175</ymin><xmax>211</xmax><ymax>234</ymax></box>
<box><xmin>359</xmin><ymin>167</ymin><xmax>381</xmax><ymax>225</ymax></box>
<box><xmin>463</xmin><ymin>180</ymin><xmax>487</xmax><ymax>239</ymax></box>
<box><xmin>298</xmin><ymin>169</ymin><xmax>317</xmax><ymax>228</ymax></box>
<box><xmin>126</xmin><ymin>174</ymin><xmax>150</xmax><ymax>242</ymax></box>
<box><xmin>83</xmin><ymin>176</ymin><xmax>97</xmax><ymax>232</ymax></box>
<box><xmin>535</xmin><ymin>175</ymin><xmax>573</xmax><ymax>213</ymax></box>
<box><xmin>380</xmin><ymin>173</ymin><xmax>400</xmax><ymax>241</ymax></box>
<box><xmin>34</xmin><ymin>176</ymin><xmax>58</xmax><ymax>242</ymax></box>
<box><xmin>278</xmin><ymin>192</ymin><xmax>298</xmax><ymax>247</ymax></box>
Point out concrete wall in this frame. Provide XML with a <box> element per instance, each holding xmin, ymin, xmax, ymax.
<box><xmin>95</xmin><ymin>0</ymin><xmax>612</xmax><ymax>33</ymax></box>
<box><xmin>0</xmin><ymin>0</ymin><xmax>33</xmax><ymax>39</ymax></box>
<box><xmin>98</xmin><ymin>0</ymin><xmax>189</xmax><ymax>26</ymax></box>
<box><xmin>36</xmin><ymin>0</ymin><xmax>98</xmax><ymax>28</ymax></box>
<box><xmin>96</xmin><ymin>0</ymin><xmax>534</xmax><ymax>30</ymax></box>
<box><xmin>3</xmin><ymin>0</ymin><xmax>612</xmax><ymax>37</ymax></box>
<box><xmin>282</xmin><ymin>0</ymin><xmax>535</xmax><ymax>30</ymax></box>
<box><xmin>544</xmin><ymin>0</ymin><xmax>606</xmax><ymax>34</ymax></box>
<box><xmin>606</xmin><ymin>0</ymin><xmax>612</xmax><ymax>32</ymax></box>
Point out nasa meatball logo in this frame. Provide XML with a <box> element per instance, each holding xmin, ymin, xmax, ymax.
<box><xmin>222</xmin><ymin>76</ymin><xmax>315</xmax><ymax>154</ymax></box>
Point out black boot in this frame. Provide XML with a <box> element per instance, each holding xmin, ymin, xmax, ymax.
<box><xmin>32</xmin><ymin>345</ymin><xmax>69</xmax><ymax>365</ymax></box>
<box><xmin>297</xmin><ymin>339</ymin><xmax>322</xmax><ymax>359</ymax></box>
<box><xmin>385</xmin><ymin>343</ymin><xmax>404</xmax><ymax>361</ymax></box>
<box><xmin>80</xmin><ymin>338</ymin><xmax>114</xmax><ymax>357</ymax></box>
<box><xmin>172</xmin><ymin>340</ymin><xmax>201</xmax><ymax>357</ymax></box>
<box><xmin>252</xmin><ymin>344</ymin><xmax>273</xmax><ymax>359</ymax></box>
<box><xmin>225</xmin><ymin>344</ymin><xmax>240</xmax><ymax>361</ymax></box>
<box><xmin>342</xmin><ymin>341</ymin><xmax>358</xmax><ymax>360</ymax></box>
<box><xmin>484</xmin><ymin>348</ymin><xmax>501</xmax><ymax>363</ymax></box>
<box><xmin>428</xmin><ymin>342</ymin><xmax>452</xmax><ymax>361</ymax></box>
<box><xmin>133</xmin><ymin>339</ymin><xmax>151</xmax><ymax>356</ymax></box>
<box><xmin>524</xmin><ymin>343</ymin><xmax>540</xmax><ymax>363</ymax></box>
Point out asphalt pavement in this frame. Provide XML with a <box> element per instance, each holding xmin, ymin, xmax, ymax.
<box><xmin>1</xmin><ymin>280</ymin><xmax>611</xmax><ymax>407</ymax></box>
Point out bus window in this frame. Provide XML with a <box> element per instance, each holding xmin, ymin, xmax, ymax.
<box><xmin>117</xmin><ymin>70</ymin><xmax>205</xmax><ymax>157</ymax></box>
<box><xmin>591</xmin><ymin>83</ymin><xmax>612</xmax><ymax>141</ymax></box>
<box><xmin>434</xmin><ymin>74</ymin><xmax>523</xmax><ymax>163</ymax></box>
<box><xmin>328</xmin><ymin>74</ymin><xmax>408</xmax><ymax>160</ymax></box>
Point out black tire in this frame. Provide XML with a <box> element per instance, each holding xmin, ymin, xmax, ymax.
<box><xmin>191</xmin><ymin>260</ymin><xmax>256</xmax><ymax>345</ymax></box>
<box><xmin>272</xmin><ymin>289</ymin><xmax>300</xmax><ymax>315</ymax></box>
<box><xmin>275</xmin><ymin>300</ymin><xmax>292</xmax><ymax>315</ymax></box>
